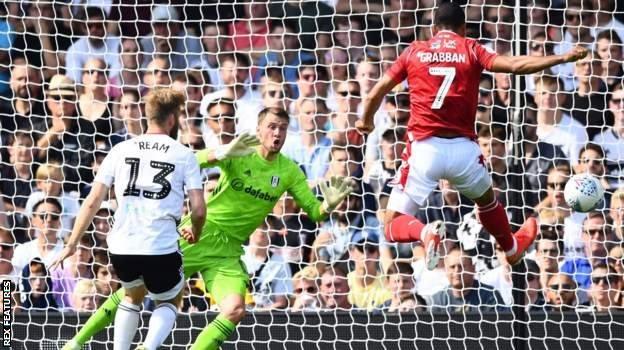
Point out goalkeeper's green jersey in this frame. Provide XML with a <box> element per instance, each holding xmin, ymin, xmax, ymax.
<box><xmin>178</xmin><ymin>149</ymin><xmax>327</xmax><ymax>257</ymax></box>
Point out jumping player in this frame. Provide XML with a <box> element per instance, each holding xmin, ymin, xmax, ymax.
<box><xmin>356</xmin><ymin>2</ymin><xmax>588</xmax><ymax>269</ymax></box>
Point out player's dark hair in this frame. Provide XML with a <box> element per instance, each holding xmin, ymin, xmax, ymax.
<box><xmin>434</xmin><ymin>2</ymin><xmax>465</xmax><ymax>31</ymax></box>
<box><xmin>258</xmin><ymin>107</ymin><xmax>290</xmax><ymax>125</ymax></box>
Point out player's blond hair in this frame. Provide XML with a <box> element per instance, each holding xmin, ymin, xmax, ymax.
<box><xmin>144</xmin><ymin>88</ymin><xmax>185</xmax><ymax>126</ymax></box>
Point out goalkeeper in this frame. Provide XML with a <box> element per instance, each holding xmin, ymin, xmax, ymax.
<box><xmin>63</xmin><ymin>107</ymin><xmax>355</xmax><ymax>350</ymax></box>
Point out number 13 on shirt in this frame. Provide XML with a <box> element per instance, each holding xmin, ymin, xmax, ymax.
<box><xmin>429</xmin><ymin>67</ymin><xmax>456</xmax><ymax>109</ymax></box>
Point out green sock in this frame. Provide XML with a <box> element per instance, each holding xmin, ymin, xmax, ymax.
<box><xmin>190</xmin><ymin>315</ymin><xmax>236</xmax><ymax>350</ymax></box>
<box><xmin>73</xmin><ymin>288</ymin><xmax>124</xmax><ymax>345</ymax></box>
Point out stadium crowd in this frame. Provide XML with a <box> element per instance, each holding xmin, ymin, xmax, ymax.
<box><xmin>0</xmin><ymin>0</ymin><xmax>624</xmax><ymax>315</ymax></box>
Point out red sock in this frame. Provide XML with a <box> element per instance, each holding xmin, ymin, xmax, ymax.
<box><xmin>477</xmin><ymin>200</ymin><xmax>515</xmax><ymax>251</ymax></box>
<box><xmin>385</xmin><ymin>214</ymin><xmax>425</xmax><ymax>243</ymax></box>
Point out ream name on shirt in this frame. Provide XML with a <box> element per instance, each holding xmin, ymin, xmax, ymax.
<box><xmin>137</xmin><ymin>141</ymin><xmax>170</xmax><ymax>153</ymax></box>
<box><xmin>418</xmin><ymin>52</ymin><xmax>466</xmax><ymax>63</ymax></box>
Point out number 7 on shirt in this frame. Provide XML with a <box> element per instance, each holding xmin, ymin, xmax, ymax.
<box><xmin>429</xmin><ymin>67</ymin><xmax>456</xmax><ymax>109</ymax></box>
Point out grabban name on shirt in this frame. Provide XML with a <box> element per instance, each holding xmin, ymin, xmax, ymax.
<box><xmin>137</xmin><ymin>141</ymin><xmax>170</xmax><ymax>153</ymax></box>
<box><xmin>418</xmin><ymin>52</ymin><xmax>467</xmax><ymax>63</ymax></box>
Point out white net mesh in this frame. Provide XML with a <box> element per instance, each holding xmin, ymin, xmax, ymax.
<box><xmin>1</xmin><ymin>0</ymin><xmax>623</xmax><ymax>349</ymax></box>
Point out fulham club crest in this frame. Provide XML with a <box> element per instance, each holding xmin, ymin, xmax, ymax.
<box><xmin>271</xmin><ymin>176</ymin><xmax>280</xmax><ymax>188</ymax></box>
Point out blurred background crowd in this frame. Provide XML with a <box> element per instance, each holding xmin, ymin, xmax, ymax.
<box><xmin>0</xmin><ymin>0</ymin><xmax>623</xmax><ymax>315</ymax></box>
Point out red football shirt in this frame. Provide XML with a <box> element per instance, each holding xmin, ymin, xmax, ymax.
<box><xmin>387</xmin><ymin>30</ymin><xmax>498</xmax><ymax>140</ymax></box>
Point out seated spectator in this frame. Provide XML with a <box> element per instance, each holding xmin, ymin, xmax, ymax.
<box><xmin>319</xmin><ymin>266</ymin><xmax>352</xmax><ymax>310</ymax></box>
<box><xmin>0</xmin><ymin>58</ymin><xmax>47</xmax><ymax>143</ymax></box>
<box><xmin>355</xmin><ymin>56</ymin><xmax>386</xmax><ymax>127</ymax></box>
<box><xmin>290</xmin><ymin>266</ymin><xmax>321</xmax><ymax>311</ymax></box>
<box><xmin>430</xmin><ymin>245</ymin><xmax>506</xmax><ymax>313</ymax></box>
<box><xmin>198</xmin><ymin>22</ymin><xmax>226</xmax><ymax>90</ymax></box>
<box><xmin>609</xmin><ymin>188</ymin><xmax>624</xmax><ymax>241</ymax></box>
<box><xmin>324</xmin><ymin>47</ymin><xmax>350</xmax><ymax>85</ymax></box>
<box><xmin>593</xmin><ymin>85</ymin><xmax>624</xmax><ymax>190</ymax></box>
<box><xmin>201</xmin><ymin>97</ymin><xmax>237</xmax><ymax>149</ymax></box>
<box><xmin>595</xmin><ymin>30</ymin><xmax>624</xmax><ymax>92</ymax></box>
<box><xmin>479</xmin><ymin>243</ymin><xmax>514</xmax><ymax>305</ymax></box>
<box><xmin>172</xmin><ymin>72</ymin><xmax>204</xmax><ymax>127</ymax></box>
<box><xmin>37</xmin><ymin>74</ymin><xmax>97</xmax><ymax>190</ymax></box>
<box><xmin>114</xmin><ymin>89</ymin><xmax>144</xmax><ymax>139</ymax></box>
<box><xmin>609</xmin><ymin>245</ymin><xmax>624</xmax><ymax>276</ymax></box>
<box><xmin>260</xmin><ymin>70</ymin><xmax>292</xmax><ymax>112</ymax></box>
<box><xmin>224</xmin><ymin>0</ymin><xmax>270</xmax><ymax>56</ymax></box>
<box><xmin>591</xmin><ymin>2</ymin><xmax>624</xmax><ymax>51</ymax></box>
<box><xmin>0</xmin><ymin>229</ymin><xmax>17</xmax><ymax>284</ymax></box>
<box><xmin>575</xmin><ymin>143</ymin><xmax>611</xmax><ymax>193</ymax></box>
<box><xmin>92</xmin><ymin>202</ymin><xmax>114</xmax><ymax>251</ymax></box>
<box><xmin>334</xmin><ymin>16</ymin><xmax>367</xmax><ymax>62</ymax></box>
<box><xmin>51</xmin><ymin>236</ymin><xmax>94</xmax><ymax>309</ymax></box>
<box><xmin>140</xmin><ymin>4</ymin><xmax>202</xmax><ymax>70</ymax></box>
<box><xmin>381</xmin><ymin>262</ymin><xmax>427</xmax><ymax>312</ymax></box>
<box><xmin>412</xmin><ymin>239</ymin><xmax>451</xmax><ymax>300</ymax></box>
<box><xmin>523</xmin><ymin>31</ymin><xmax>558</xmax><ymax>96</ymax></box>
<box><xmin>19</xmin><ymin>258</ymin><xmax>57</xmax><ymax>310</ymax></box>
<box><xmin>283</xmin><ymin>99</ymin><xmax>332</xmax><ymax>180</ymax></box>
<box><xmin>109</xmin><ymin>38</ymin><xmax>143</xmax><ymax>95</ymax></box>
<box><xmin>365</xmin><ymin>128</ymin><xmax>405</xmax><ymax>195</ymax></box>
<box><xmin>536</xmin><ymin>164</ymin><xmax>579</xmax><ymax>227</ymax></box>
<box><xmin>93</xmin><ymin>255</ymin><xmax>120</xmax><ymax>297</ymax></box>
<box><xmin>533</xmin><ymin>227</ymin><xmax>564</xmax><ymax>289</ymax></box>
<box><xmin>568</xmin><ymin>51</ymin><xmax>610</xmax><ymax>140</ymax></box>
<box><xmin>12</xmin><ymin>198</ymin><xmax>64</xmax><ymax>274</ymax></box>
<box><xmin>79</xmin><ymin>58</ymin><xmax>114</xmax><ymax>137</ymax></box>
<box><xmin>534</xmin><ymin>76</ymin><xmax>589</xmax><ymax>166</ymax></box>
<box><xmin>525</xmin><ymin>259</ymin><xmax>547</xmax><ymax>311</ymax></box>
<box><xmin>142</xmin><ymin>57</ymin><xmax>172</xmax><ymax>92</ymax></box>
<box><xmin>0</xmin><ymin>131</ymin><xmax>37</xmax><ymax>217</ymax></box>
<box><xmin>64</xmin><ymin>7</ymin><xmax>121</xmax><ymax>83</ymax></box>
<box><xmin>476</xmin><ymin>75</ymin><xmax>495</xmax><ymax>127</ymax></box>
<box><xmin>329</xmin><ymin>80</ymin><xmax>363</xmax><ymax>147</ymax></box>
<box><xmin>347</xmin><ymin>230</ymin><xmax>391</xmax><ymax>311</ymax></box>
<box><xmin>71</xmin><ymin>279</ymin><xmax>103</xmax><ymax>312</ymax></box>
<box><xmin>243</xmin><ymin>226</ymin><xmax>293</xmax><ymax>310</ymax></box>
<box><xmin>25</xmin><ymin>163</ymin><xmax>80</xmax><ymax>239</ymax></box>
<box><xmin>544</xmin><ymin>272</ymin><xmax>579</xmax><ymax>312</ymax></box>
<box><xmin>587</xmin><ymin>262</ymin><xmax>622</xmax><ymax>312</ymax></box>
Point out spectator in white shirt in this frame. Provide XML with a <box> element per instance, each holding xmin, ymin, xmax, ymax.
<box><xmin>534</xmin><ymin>76</ymin><xmax>588</xmax><ymax>166</ymax></box>
<box><xmin>64</xmin><ymin>7</ymin><xmax>121</xmax><ymax>83</ymax></box>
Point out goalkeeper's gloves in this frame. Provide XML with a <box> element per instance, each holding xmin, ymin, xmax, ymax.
<box><xmin>320</xmin><ymin>176</ymin><xmax>356</xmax><ymax>213</ymax></box>
<box><xmin>214</xmin><ymin>131</ymin><xmax>260</xmax><ymax>160</ymax></box>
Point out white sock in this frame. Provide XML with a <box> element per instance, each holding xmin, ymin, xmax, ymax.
<box><xmin>142</xmin><ymin>303</ymin><xmax>178</xmax><ymax>350</ymax></box>
<box><xmin>114</xmin><ymin>301</ymin><xmax>141</xmax><ymax>350</ymax></box>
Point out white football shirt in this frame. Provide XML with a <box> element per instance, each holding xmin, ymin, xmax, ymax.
<box><xmin>95</xmin><ymin>134</ymin><xmax>202</xmax><ymax>255</ymax></box>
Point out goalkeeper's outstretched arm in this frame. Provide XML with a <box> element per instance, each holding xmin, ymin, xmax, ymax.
<box><xmin>197</xmin><ymin>132</ymin><xmax>260</xmax><ymax>168</ymax></box>
<box><xmin>50</xmin><ymin>182</ymin><xmax>108</xmax><ymax>270</ymax></box>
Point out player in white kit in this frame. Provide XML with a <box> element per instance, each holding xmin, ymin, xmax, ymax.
<box><xmin>52</xmin><ymin>89</ymin><xmax>206</xmax><ymax>350</ymax></box>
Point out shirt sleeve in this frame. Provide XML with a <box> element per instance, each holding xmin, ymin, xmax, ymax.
<box><xmin>287</xmin><ymin>164</ymin><xmax>327</xmax><ymax>222</ymax></box>
<box><xmin>184</xmin><ymin>151</ymin><xmax>203</xmax><ymax>190</ymax></box>
<box><xmin>93</xmin><ymin>148</ymin><xmax>117</xmax><ymax>187</ymax></box>
<box><xmin>473</xmin><ymin>41</ymin><xmax>498</xmax><ymax>71</ymax></box>
<box><xmin>386</xmin><ymin>45</ymin><xmax>412</xmax><ymax>84</ymax></box>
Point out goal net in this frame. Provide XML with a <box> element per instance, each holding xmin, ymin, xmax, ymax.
<box><xmin>2</xmin><ymin>0</ymin><xmax>624</xmax><ymax>349</ymax></box>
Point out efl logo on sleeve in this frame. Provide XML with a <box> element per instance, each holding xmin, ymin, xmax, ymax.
<box><xmin>271</xmin><ymin>176</ymin><xmax>280</xmax><ymax>188</ymax></box>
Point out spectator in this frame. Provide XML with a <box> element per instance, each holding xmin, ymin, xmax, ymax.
<box><xmin>92</xmin><ymin>203</ymin><xmax>114</xmax><ymax>250</ymax></box>
<box><xmin>51</xmin><ymin>235</ymin><xmax>94</xmax><ymax>309</ymax></box>
<box><xmin>290</xmin><ymin>266</ymin><xmax>321</xmax><ymax>311</ymax></box>
<box><xmin>0</xmin><ymin>229</ymin><xmax>17</xmax><ymax>284</ymax></box>
<box><xmin>347</xmin><ymin>230</ymin><xmax>391</xmax><ymax>311</ymax></box>
<box><xmin>37</xmin><ymin>74</ymin><xmax>97</xmax><ymax>190</ymax></box>
<box><xmin>595</xmin><ymin>30</ymin><xmax>624</xmax><ymax>91</ymax></box>
<box><xmin>324</xmin><ymin>47</ymin><xmax>350</xmax><ymax>85</ymax></box>
<box><xmin>479</xmin><ymin>243</ymin><xmax>514</xmax><ymax>305</ymax></box>
<box><xmin>109</xmin><ymin>38</ymin><xmax>143</xmax><ymax>95</ymax></box>
<box><xmin>587</xmin><ymin>262</ymin><xmax>622</xmax><ymax>312</ymax></box>
<box><xmin>476</xmin><ymin>75</ymin><xmax>495</xmax><ymax>126</ymax></box>
<box><xmin>140</xmin><ymin>4</ymin><xmax>202</xmax><ymax>70</ymax></box>
<box><xmin>0</xmin><ymin>131</ymin><xmax>37</xmax><ymax>216</ymax></box>
<box><xmin>593</xmin><ymin>85</ymin><xmax>624</xmax><ymax>189</ymax></box>
<box><xmin>365</xmin><ymin>128</ymin><xmax>405</xmax><ymax>195</ymax></box>
<box><xmin>0</xmin><ymin>57</ymin><xmax>46</xmax><ymax>142</ymax></box>
<box><xmin>610</xmin><ymin>188</ymin><xmax>624</xmax><ymax>241</ymax></box>
<box><xmin>609</xmin><ymin>245</ymin><xmax>624</xmax><ymax>276</ymax></box>
<box><xmin>575</xmin><ymin>143</ymin><xmax>611</xmax><ymax>192</ymax></box>
<box><xmin>114</xmin><ymin>89</ymin><xmax>144</xmax><ymax>139</ymax></box>
<box><xmin>199</xmin><ymin>23</ymin><xmax>227</xmax><ymax>90</ymax></box>
<box><xmin>78</xmin><ymin>58</ymin><xmax>114</xmax><ymax>137</ymax></box>
<box><xmin>283</xmin><ymin>99</ymin><xmax>332</xmax><ymax>180</ymax></box>
<box><xmin>93</xmin><ymin>254</ymin><xmax>120</xmax><ymax>297</ymax></box>
<box><xmin>260</xmin><ymin>73</ymin><xmax>290</xmax><ymax>112</ymax></box>
<box><xmin>71</xmin><ymin>279</ymin><xmax>102</xmax><ymax>312</ymax></box>
<box><xmin>536</xmin><ymin>164</ymin><xmax>574</xmax><ymax>217</ymax></box>
<box><xmin>430</xmin><ymin>246</ymin><xmax>506</xmax><ymax>313</ymax></box>
<box><xmin>319</xmin><ymin>266</ymin><xmax>352</xmax><ymax>310</ymax></box>
<box><xmin>333</xmin><ymin>16</ymin><xmax>367</xmax><ymax>62</ymax></box>
<box><xmin>483</xmin><ymin>6</ymin><xmax>514</xmax><ymax>54</ymax></box>
<box><xmin>590</xmin><ymin>0</ymin><xmax>624</xmax><ymax>42</ymax></box>
<box><xmin>172</xmin><ymin>72</ymin><xmax>204</xmax><ymax>127</ymax></box>
<box><xmin>544</xmin><ymin>272</ymin><xmax>578</xmax><ymax>311</ymax></box>
<box><xmin>18</xmin><ymin>258</ymin><xmax>57</xmax><ymax>310</ymax></box>
<box><xmin>243</xmin><ymin>226</ymin><xmax>293</xmax><ymax>310</ymax></box>
<box><xmin>293</xmin><ymin>63</ymin><xmax>330</xmax><ymax>110</ymax></box>
<box><xmin>329</xmin><ymin>80</ymin><xmax>363</xmax><ymax>147</ymax></box>
<box><xmin>201</xmin><ymin>97</ymin><xmax>237</xmax><ymax>149</ymax></box>
<box><xmin>534</xmin><ymin>229</ymin><xmax>565</xmax><ymax>289</ymax></box>
<box><xmin>381</xmin><ymin>262</ymin><xmax>427</xmax><ymax>312</ymax></box>
<box><xmin>524</xmin><ymin>31</ymin><xmax>558</xmax><ymax>96</ymax></box>
<box><xmin>534</xmin><ymin>76</ymin><xmax>588</xmax><ymax>166</ymax></box>
<box><xmin>24</xmin><ymin>163</ymin><xmax>80</xmax><ymax>239</ymax></box>
<box><xmin>553</xmin><ymin>1</ymin><xmax>595</xmax><ymax>91</ymax></box>
<box><xmin>569</xmin><ymin>51</ymin><xmax>610</xmax><ymax>140</ymax></box>
<box><xmin>64</xmin><ymin>7</ymin><xmax>121</xmax><ymax>83</ymax></box>
<box><xmin>224</xmin><ymin>0</ymin><xmax>270</xmax><ymax>55</ymax></box>
<box><xmin>11</xmin><ymin>198</ymin><xmax>64</xmax><ymax>274</ymax></box>
<box><xmin>142</xmin><ymin>57</ymin><xmax>172</xmax><ymax>92</ymax></box>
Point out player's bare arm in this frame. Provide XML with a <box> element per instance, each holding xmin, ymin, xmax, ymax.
<box><xmin>50</xmin><ymin>182</ymin><xmax>109</xmax><ymax>270</ymax></box>
<box><xmin>356</xmin><ymin>74</ymin><xmax>399</xmax><ymax>134</ymax></box>
<box><xmin>185</xmin><ymin>189</ymin><xmax>206</xmax><ymax>244</ymax></box>
<box><xmin>490</xmin><ymin>46</ymin><xmax>588</xmax><ymax>74</ymax></box>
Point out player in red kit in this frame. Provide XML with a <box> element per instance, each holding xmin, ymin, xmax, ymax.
<box><xmin>356</xmin><ymin>2</ymin><xmax>588</xmax><ymax>269</ymax></box>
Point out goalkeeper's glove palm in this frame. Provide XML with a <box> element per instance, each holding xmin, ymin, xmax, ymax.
<box><xmin>320</xmin><ymin>176</ymin><xmax>356</xmax><ymax>213</ymax></box>
<box><xmin>214</xmin><ymin>132</ymin><xmax>260</xmax><ymax>160</ymax></box>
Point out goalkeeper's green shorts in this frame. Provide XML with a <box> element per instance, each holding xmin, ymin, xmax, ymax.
<box><xmin>180</xmin><ymin>239</ymin><xmax>249</xmax><ymax>305</ymax></box>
